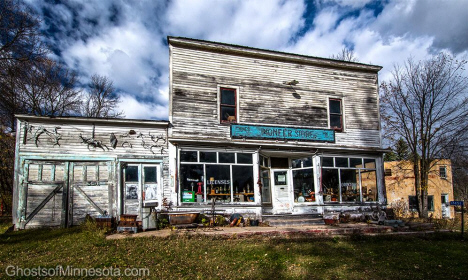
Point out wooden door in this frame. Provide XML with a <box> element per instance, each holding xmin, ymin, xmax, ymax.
<box><xmin>69</xmin><ymin>162</ymin><xmax>112</xmax><ymax>226</ymax></box>
<box><xmin>24</xmin><ymin>162</ymin><xmax>68</xmax><ymax>228</ymax></box>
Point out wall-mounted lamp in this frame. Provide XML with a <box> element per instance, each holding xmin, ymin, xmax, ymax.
<box><xmin>283</xmin><ymin>79</ymin><xmax>299</xmax><ymax>86</ymax></box>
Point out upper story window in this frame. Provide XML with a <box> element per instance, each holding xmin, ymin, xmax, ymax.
<box><xmin>329</xmin><ymin>98</ymin><xmax>343</xmax><ymax>132</ymax></box>
<box><xmin>439</xmin><ymin>166</ymin><xmax>447</xmax><ymax>178</ymax></box>
<box><xmin>220</xmin><ymin>87</ymin><xmax>237</xmax><ymax>123</ymax></box>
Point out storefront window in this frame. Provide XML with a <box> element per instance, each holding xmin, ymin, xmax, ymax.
<box><xmin>322</xmin><ymin>157</ymin><xmax>334</xmax><ymax>167</ymax></box>
<box><xmin>219</xmin><ymin>152</ymin><xmax>235</xmax><ymax>163</ymax></box>
<box><xmin>232</xmin><ymin>166</ymin><xmax>254</xmax><ymax>202</ymax></box>
<box><xmin>293</xmin><ymin>168</ymin><xmax>315</xmax><ymax>202</ymax></box>
<box><xmin>206</xmin><ymin>165</ymin><xmax>231</xmax><ymax>202</ymax></box>
<box><xmin>321</xmin><ymin>156</ymin><xmax>378</xmax><ymax>203</ymax></box>
<box><xmin>340</xmin><ymin>169</ymin><xmax>359</xmax><ymax>202</ymax></box>
<box><xmin>237</xmin><ymin>153</ymin><xmax>253</xmax><ymax>164</ymax></box>
<box><xmin>180</xmin><ymin>151</ymin><xmax>197</xmax><ymax>162</ymax></box>
<box><xmin>200</xmin><ymin>151</ymin><xmax>217</xmax><ymax>163</ymax></box>
<box><xmin>179</xmin><ymin>150</ymin><xmax>254</xmax><ymax>204</ymax></box>
<box><xmin>322</xmin><ymin>169</ymin><xmax>339</xmax><ymax>202</ymax></box>
<box><xmin>361</xmin><ymin>170</ymin><xmax>377</xmax><ymax>202</ymax></box>
<box><xmin>180</xmin><ymin>164</ymin><xmax>203</xmax><ymax>203</ymax></box>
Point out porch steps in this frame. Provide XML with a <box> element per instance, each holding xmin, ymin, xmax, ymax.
<box><xmin>262</xmin><ymin>214</ymin><xmax>325</xmax><ymax>227</ymax></box>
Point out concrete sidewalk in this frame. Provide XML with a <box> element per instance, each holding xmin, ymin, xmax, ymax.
<box><xmin>106</xmin><ymin>222</ymin><xmax>420</xmax><ymax>240</ymax></box>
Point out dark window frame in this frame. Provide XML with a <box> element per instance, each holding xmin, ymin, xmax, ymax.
<box><xmin>329</xmin><ymin>98</ymin><xmax>343</xmax><ymax>132</ymax></box>
<box><xmin>220</xmin><ymin>87</ymin><xmax>237</xmax><ymax>123</ymax></box>
<box><xmin>439</xmin><ymin>166</ymin><xmax>447</xmax><ymax>178</ymax></box>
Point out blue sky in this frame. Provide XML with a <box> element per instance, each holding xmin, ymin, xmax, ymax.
<box><xmin>25</xmin><ymin>0</ymin><xmax>468</xmax><ymax>120</ymax></box>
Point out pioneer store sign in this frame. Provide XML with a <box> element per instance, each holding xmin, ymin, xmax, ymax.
<box><xmin>231</xmin><ymin>124</ymin><xmax>335</xmax><ymax>142</ymax></box>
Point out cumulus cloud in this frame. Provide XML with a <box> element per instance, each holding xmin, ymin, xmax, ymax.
<box><xmin>25</xmin><ymin>0</ymin><xmax>468</xmax><ymax>120</ymax></box>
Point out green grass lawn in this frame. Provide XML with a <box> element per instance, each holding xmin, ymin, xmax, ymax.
<box><xmin>1</xmin><ymin>220</ymin><xmax>467</xmax><ymax>280</ymax></box>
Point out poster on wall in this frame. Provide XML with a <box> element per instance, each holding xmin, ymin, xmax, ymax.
<box><xmin>143</xmin><ymin>184</ymin><xmax>158</xmax><ymax>201</ymax></box>
<box><xmin>125</xmin><ymin>184</ymin><xmax>139</xmax><ymax>200</ymax></box>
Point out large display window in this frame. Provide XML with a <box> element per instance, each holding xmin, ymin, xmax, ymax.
<box><xmin>321</xmin><ymin>157</ymin><xmax>377</xmax><ymax>203</ymax></box>
<box><xmin>179</xmin><ymin>150</ymin><xmax>254</xmax><ymax>204</ymax></box>
<box><xmin>291</xmin><ymin>157</ymin><xmax>315</xmax><ymax>203</ymax></box>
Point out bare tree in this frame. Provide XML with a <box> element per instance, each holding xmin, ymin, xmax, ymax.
<box><xmin>82</xmin><ymin>74</ymin><xmax>124</xmax><ymax>118</ymax></box>
<box><xmin>380</xmin><ymin>53</ymin><xmax>468</xmax><ymax>218</ymax></box>
<box><xmin>0</xmin><ymin>0</ymin><xmax>48</xmax><ymax>62</ymax></box>
<box><xmin>330</xmin><ymin>47</ymin><xmax>359</xmax><ymax>62</ymax></box>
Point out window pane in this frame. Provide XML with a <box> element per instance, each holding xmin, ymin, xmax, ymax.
<box><xmin>200</xmin><ymin>151</ymin><xmax>217</xmax><ymax>163</ymax></box>
<box><xmin>350</xmin><ymin>158</ymin><xmax>363</xmax><ymax>168</ymax></box>
<box><xmin>180</xmin><ymin>164</ymin><xmax>204</xmax><ymax>203</ymax></box>
<box><xmin>409</xmin><ymin>196</ymin><xmax>417</xmax><ymax>210</ymax></box>
<box><xmin>439</xmin><ymin>166</ymin><xmax>447</xmax><ymax>178</ymax></box>
<box><xmin>144</xmin><ymin>166</ymin><xmax>157</xmax><ymax>183</ymax></box>
<box><xmin>329</xmin><ymin>99</ymin><xmax>341</xmax><ymax>114</ymax></box>
<box><xmin>274</xmin><ymin>171</ymin><xmax>288</xmax><ymax>185</ymax></box>
<box><xmin>330</xmin><ymin>115</ymin><xmax>342</xmax><ymax>128</ymax></box>
<box><xmin>206</xmin><ymin>165</ymin><xmax>231</xmax><ymax>202</ymax></box>
<box><xmin>261</xmin><ymin>169</ymin><xmax>271</xmax><ymax>204</ymax></box>
<box><xmin>340</xmin><ymin>169</ymin><xmax>359</xmax><ymax>202</ymax></box>
<box><xmin>233</xmin><ymin>166</ymin><xmax>254</xmax><ymax>202</ymax></box>
<box><xmin>292</xmin><ymin>157</ymin><xmax>312</xmax><ymax>168</ymax></box>
<box><xmin>180</xmin><ymin>151</ymin><xmax>197</xmax><ymax>162</ymax></box>
<box><xmin>125</xmin><ymin>166</ymin><xmax>138</xmax><ymax>182</ymax></box>
<box><xmin>364</xmin><ymin>158</ymin><xmax>376</xmax><ymax>169</ymax></box>
<box><xmin>293</xmin><ymin>168</ymin><xmax>315</xmax><ymax>203</ymax></box>
<box><xmin>322</xmin><ymin>157</ymin><xmax>334</xmax><ymax>167</ymax></box>
<box><xmin>335</xmin><ymin>157</ymin><xmax>348</xmax><ymax>167</ymax></box>
<box><xmin>143</xmin><ymin>167</ymin><xmax>158</xmax><ymax>202</ymax></box>
<box><xmin>322</xmin><ymin>169</ymin><xmax>339</xmax><ymax>202</ymax></box>
<box><xmin>221</xmin><ymin>106</ymin><xmax>236</xmax><ymax>122</ymax></box>
<box><xmin>219</xmin><ymin>152</ymin><xmax>235</xmax><ymax>163</ymax></box>
<box><xmin>362</xmin><ymin>170</ymin><xmax>377</xmax><ymax>202</ymax></box>
<box><xmin>428</xmin><ymin>196</ymin><xmax>434</xmax><ymax>211</ymax></box>
<box><xmin>271</xmin><ymin>157</ymin><xmax>288</xmax><ymax>168</ymax></box>
<box><xmin>260</xmin><ymin>155</ymin><xmax>265</xmax><ymax>166</ymax></box>
<box><xmin>221</xmin><ymin>88</ymin><xmax>236</xmax><ymax>105</ymax></box>
<box><xmin>237</xmin><ymin>153</ymin><xmax>253</xmax><ymax>164</ymax></box>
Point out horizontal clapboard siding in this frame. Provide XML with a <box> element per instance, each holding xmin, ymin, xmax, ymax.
<box><xmin>18</xmin><ymin>121</ymin><xmax>169</xmax><ymax>157</ymax></box>
<box><xmin>170</xmin><ymin>41</ymin><xmax>381</xmax><ymax>148</ymax></box>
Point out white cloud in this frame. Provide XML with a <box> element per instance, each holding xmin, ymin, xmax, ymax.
<box><xmin>26</xmin><ymin>0</ymin><xmax>468</xmax><ymax>120</ymax></box>
<box><xmin>165</xmin><ymin>0</ymin><xmax>305</xmax><ymax>49</ymax></box>
<box><xmin>118</xmin><ymin>94</ymin><xmax>168</xmax><ymax>120</ymax></box>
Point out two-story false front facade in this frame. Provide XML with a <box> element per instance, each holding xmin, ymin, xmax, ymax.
<box><xmin>167</xmin><ymin>37</ymin><xmax>386</xmax><ymax>219</ymax></box>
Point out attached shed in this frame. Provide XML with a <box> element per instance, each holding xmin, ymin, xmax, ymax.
<box><xmin>13</xmin><ymin>115</ymin><xmax>169</xmax><ymax>229</ymax></box>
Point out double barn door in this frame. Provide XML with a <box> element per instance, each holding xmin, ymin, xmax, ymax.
<box><xmin>23</xmin><ymin>160</ymin><xmax>113</xmax><ymax>228</ymax></box>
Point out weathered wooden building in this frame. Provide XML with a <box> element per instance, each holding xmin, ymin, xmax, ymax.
<box><xmin>12</xmin><ymin>37</ymin><xmax>387</xmax><ymax>229</ymax></box>
<box><xmin>167</xmin><ymin>37</ymin><xmax>386</xmax><ymax>219</ymax></box>
<box><xmin>12</xmin><ymin>115</ymin><xmax>169</xmax><ymax>229</ymax></box>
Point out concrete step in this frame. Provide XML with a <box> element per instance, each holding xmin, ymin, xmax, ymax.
<box><xmin>262</xmin><ymin>214</ymin><xmax>325</xmax><ymax>226</ymax></box>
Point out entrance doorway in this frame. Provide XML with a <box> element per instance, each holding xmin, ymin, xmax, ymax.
<box><xmin>122</xmin><ymin>164</ymin><xmax>160</xmax><ymax>219</ymax></box>
<box><xmin>271</xmin><ymin>170</ymin><xmax>291</xmax><ymax>214</ymax></box>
